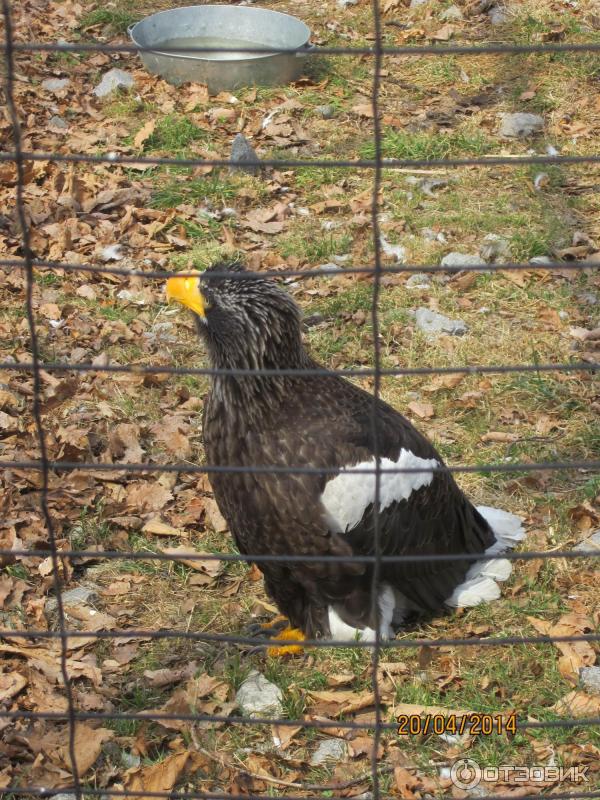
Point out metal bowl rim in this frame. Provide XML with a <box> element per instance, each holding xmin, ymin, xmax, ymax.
<box><xmin>129</xmin><ymin>4</ymin><xmax>311</xmax><ymax>63</ymax></box>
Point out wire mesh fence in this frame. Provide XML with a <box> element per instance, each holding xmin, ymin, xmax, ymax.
<box><xmin>1</xmin><ymin>0</ymin><xmax>599</xmax><ymax>797</ymax></box>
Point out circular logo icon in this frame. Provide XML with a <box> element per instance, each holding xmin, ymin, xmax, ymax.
<box><xmin>450</xmin><ymin>758</ymin><xmax>482</xmax><ymax>790</ymax></box>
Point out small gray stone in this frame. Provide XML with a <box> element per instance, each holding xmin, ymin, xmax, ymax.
<box><xmin>406</xmin><ymin>273</ymin><xmax>432</xmax><ymax>289</ymax></box>
<box><xmin>315</xmin><ymin>104</ymin><xmax>336</xmax><ymax>119</ymax></box>
<box><xmin>410</xmin><ymin>0</ymin><xmax>428</xmax><ymax>6</ymax></box>
<box><xmin>230</xmin><ymin>133</ymin><xmax>261</xmax><ymax>174</ymax></box>
<box><xmin>414</xmin><ymin>307</ymin><xmax>468</xmax><ymax>337</ymax></box>
<box><xmin>577</xmin><ymin>292</ymin><xmax>598</xmax><ymax>306</ymax></box>
<box><xmin>498</xmin><ymin>112</ymin><xmax>544</xmax><ymax>138</ymax></box>
<box><xmin>421</xmin><ymin>227</ymin><xmax>447</xmax><ymax>244</ymax></box>
<box><xmin>51</xmin><ymin>795</ymin><xmax>77</xmax><ymax>800</ymax></box>
<box><xmin>380</xmin><ymin>234</ymin><xmax>406</xmax><ymax>263</ymax></box>
<box><xmin>338</xmin><ymin>0</ymin><xmax>358</xmax><ymax>6</ymax></box>
<box><xmin>479</xmin><ymin>233</ymin><xmax>510</xmax><ymax>263</ymax></box>
<box><xmin>49</xmin><ymin>115</ymin><xmax>69</xmax><ymax>129</ymax></box>
<box><xmin>529</xmin><ymin>256</ymin><xmax>554</xmax><ymax>266</ymax></box>
<box><xmin>572</xmin><ymin>530</ymin><xmax>600</xmax><ymax>553</ymax></box>
<box><xmin>488</xmin><ymin>5</ymin><xmax>509</xmax><ymax>24</ymax></box>
<box><xmin>42</xmin><ymin>78</ymin><xmax>70</xmax><ymax>92</ymax></box>
<box><xmin>440</xmin><ymin>252</ymin><xmax>484</xmax><ymax>268</ymax></box>
<box><xmin>93</xmin><ymin>68</ymin><xmax>135</xmax><ymax>98</ymax></box>
<box><xmin>236</xmin><ymin>670</ymin><xmax>283</xmax><ymax>717</ymax></box>
<box><xmin>310</xmin><ymin>738</ymin><xmax>348</xmax><ymax>766</ymax></box>
<box><xmin>303</xmin><ymin>313</ymin><xmax>326</xmax><ymax>328</ymax></box>
<box><xmin>440</xmin><ymin>4</ymin><xmax>464</xmax><ymax>21</ymax></box>
<box><xmin>580</xmin><ymin>666</ymin><xmax>600</xmax><ymax>695</ymax></box>
<box><xmin>121</xmin><ymin>751</ymin><xmax>141</xmax><ymax>769</ymax></box>
<box><xmin>46</xmin><ymin>585</ymin><xmax>99</xmax><ymax>615</ymax></box>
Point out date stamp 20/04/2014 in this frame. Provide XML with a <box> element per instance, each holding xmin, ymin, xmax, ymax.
<box><xmin>397</xmin><ymin>712</ymin><xmax>517</xmax><ymax>737</ymax></box>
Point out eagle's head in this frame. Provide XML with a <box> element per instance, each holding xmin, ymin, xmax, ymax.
<box><xmin>166</xmin><ymin>261</ymin><xmax>306</xmax><ymax>371</ymax></box>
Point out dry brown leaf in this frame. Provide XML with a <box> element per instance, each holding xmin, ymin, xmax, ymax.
<box><xmin>204</xmin><ymin>496</ymin><xmax>228</xmax><ymax>533</ymax></box>
<box><xmin>527</xmin><ymin>614</ymin><xmax>596</xmax><ymax>682</ymax></box>
<box><xmin>407</xmin><ymin>400</ymin><xmax>435</xmax><ymax>419</ymax></box>
<box><xmin>0</xmin><ymin>671</ymin><xmax>27</xmax><ymax>702</ymax></box>
<box><xmin>481</xmin><ymin>431</ymin><xmax>519</xmax><ymax>443</ymax></box>
<box><xmin>347</xmin><ymin>736</ymin><xmax>383</xmax><ymax>759</ymax></box>
<box><xmin>151</xmin><ymin>416</ymin><xmax>191</xmax><ymax>459</ymax></box>
<box><xmin>422</xmin><ymin>374</ymin><xmax>464</xmax><ymax>393</ymax></box>
<box><xmin>394</xmin><ymin>766</ymin><xmax>419</xmax><ymax>800</ymax></box>
<box><xmin>125</xmin><ymin>751</ymin><xmax>194</xmax><ymax>799</ymax></box>
<box><xmin>271</xmin><ymin>723</ymin><xmax>302</xmax><ymax>750</ymax></box>
<box><xmin>161</xmin><ymin>546</ymin><xmax>224</xmax><ymax>577</ymax></box>
<box><xmin>134</xmin><ymin>119</ymin><xmax>156</xmax><ymax>150</ymax></box>
<box><xmin>142</xmin><ymin>519</ymin><xmax>189</xmax><ymax>538</ymax></box>
<box><xmin>126</xmin><ymin>482</ymin><xmax>173</xmax><ymax>512</ymax></box>
<box><xmin>552</xmin><ymin>690</ymin><xmax>600</xmax><ymax>717</ymax></box>
<box><xmin>307</xmin><ymin>689</ymin><xmax>375</xmax><ymax>715</ymax></box>
<box><xmin>352</xmin><ymin>103</ymin><xmax>374</xmax><ymax>118</ymax></box>
<box><xmin>110</xmin><ymin>423</ymin><xmax>144</xmax><ymax>463</ymax></box>
<box><xmin>59</xmin><ymin>723</ymin><xmax>113</xmax><ymax>775</ymax></box>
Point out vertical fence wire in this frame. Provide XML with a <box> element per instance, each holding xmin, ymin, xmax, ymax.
<box><xmin>0</xmin><ymin>1</ymin><xmax>83</xmax><ymax>797</ymax></box>
<box><xmin>368</xmin><ymin>0</ymin><xmax>385</xmax><ymax>797</ymax></box>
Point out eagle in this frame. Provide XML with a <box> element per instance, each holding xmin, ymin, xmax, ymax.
<box><xmin>166</xmin><ymin>262</ymin><xmax>524</xmax><ymax>649</ymax></box>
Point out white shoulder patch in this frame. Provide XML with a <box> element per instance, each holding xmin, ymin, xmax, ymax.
<box><xmin>321</xmin><ymin>448</ymin><xmax>438</xmax><ymax>534</ymax></box>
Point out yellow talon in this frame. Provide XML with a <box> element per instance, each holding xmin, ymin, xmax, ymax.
<box><xmin>266</xmin><ymin>626</ymin><xmax>305</xmax><ymax>657</ymax></box>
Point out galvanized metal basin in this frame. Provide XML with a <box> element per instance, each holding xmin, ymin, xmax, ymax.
<box><xmin>129</xmin><ymin>5</ymin><xmax>313</xmax><ymax>94</ymax></box>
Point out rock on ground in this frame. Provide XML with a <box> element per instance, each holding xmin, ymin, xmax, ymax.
<box><xmin>488</xmin><ymin>4</ymin><xmax>509</xmax><ymax>24</ymax></box>
<box><xmin>498</xmin><ymin>112</ymin><xmax>544</xmax><ymax>138</ymax></box>
<box><xmin>479</xmin><ymin>234</ymin><xmax>510</xmax><ymax>262</ymax></box>
<box><xmin>572</xmin><ymin>530</ymin><xmax>600</xmax><ymax>552</ymax></box>
<box><xmin>42</xmin><ymin>77</ymin><xmax>70</xmax><ymax>92</ymax></box>
<box><xmin>45</xmin><ymin>585</ymin><xmax>99</xmax><ymax>615</ymax></box>
<box><xmin>440</xmin><ymin>252</ymin><xmax>484</xmax><ymax>268</ymax></box>
<box><xmin>310</xmin><ymin>738</ymin><xmax>348</xmax><ymax>766</ymax></box>
<box><xmin>440</xmin><ymin>4</ymin><xmax>463</xmax><ymax>21</ymax></box>
<box><xmin>49</xmin><ymin>115</ymin><xmax>69</xmax><ymax>129</ymax></box>
<box><xmin>413</xmin><ymin>307</ymin><xmax>468</xmax><ymax>337</ymax></box>
<box><xmin>529</xmin><ymin>256</ymin><xmax>554</xmax><ymax>266</ymax></box>
<box><xmin>315</xmin><ymin>104</ymin><xmax>336</xmax><ymax>119</ymax></box>
<box><xmin>230</xmin><ymin>133</ymin><xmax>261</xmax><ymax>174</ymax></box>
<box><xmin>236</xmin><ymin>670</ymin><xmax>283</xmax><ymax>716</ymax></box>
<box><xmin>580</xmin><ymin>666</ymin><xmax>600</xmax><ymax>695</ymax></box>
<box><xmin>406</xmin><ymin>273</ymin><xmax>432</xmax><ymax>289</ymax></box>
<box><xmin>93</xmin><ymin>68</ymin><xmax>135</xmax><ymax>98</ymax></box>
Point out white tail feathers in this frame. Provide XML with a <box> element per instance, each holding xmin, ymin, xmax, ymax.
<box><xmin>445</xmin><ymin>506</ymin><xmax>525</xmax><ymax>608</ymax></box>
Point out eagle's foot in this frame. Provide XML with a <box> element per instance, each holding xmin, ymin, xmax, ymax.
<box><xmin>266</xmin><ymin>625</ymin><xmax>305</xmax><ymax>657</ymax></box>
<box><xmin>244</xmin><ymin>615</ymin><xmax>305</xmax><ymax>657</ymax></box>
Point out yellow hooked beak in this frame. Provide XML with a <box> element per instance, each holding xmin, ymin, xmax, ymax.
<box><xmin>165</xmin><ymin>275</ymin><xmax>205</xmax><ymax>318</ymax></box>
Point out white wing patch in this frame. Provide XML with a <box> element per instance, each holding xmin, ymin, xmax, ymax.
<box><xmin>320</xmin><ymin>449</ymin><xmax>438</xmax><ymax>534</ymax></box>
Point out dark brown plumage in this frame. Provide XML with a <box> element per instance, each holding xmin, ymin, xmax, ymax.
<box><xmin>167</xmin><ymin>261</ymin><xmax>524</xmax><ymax>640</ymax></box>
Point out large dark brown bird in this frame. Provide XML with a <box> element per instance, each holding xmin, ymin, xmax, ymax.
<box><xmin>166</xmin><ymin>262</ymin><xmax>524</xmax><ymax>647</ymax></box>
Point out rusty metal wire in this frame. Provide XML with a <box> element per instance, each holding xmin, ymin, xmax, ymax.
<box><xmin>2</xmin><ymin>1</ymin><xmax>599</xmax><ymax>798</ymax></box>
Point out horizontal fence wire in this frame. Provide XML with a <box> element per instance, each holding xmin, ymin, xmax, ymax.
<box><xmin>1</xmin><ymin>458</ymin><xmax>600</xmax><ymax>474</ymax></box>
<box><xmin>3</xmin><ymin>256</ymin><xmax>600</xmax><ymax>278</ymax></box>
<box><xmin>2</xmin><ymin>1</ymin><xmax>600</xmax><ymax>798</ymax></box>
<box><xmin>5</xmin><ymin>149</ymin><xmax>600</xmax><ymax>169</ymax></box>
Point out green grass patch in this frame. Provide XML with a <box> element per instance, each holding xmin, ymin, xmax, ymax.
<box><xmin>79</xmin><ymin>5</ymin><xmax>140</xmax><ymax>35</ymax></box>
<box><xmin>362</xmin><ymin>129</ymin><xmax>493</xmax><ymax>161</ymax></box>
<box><xmin>144</xmin><ymin>115</ymin><xmax>210</xmax><ymax>157</ymax></box>
<box><xmin>280</xmin><ymin>229</ymin><xmax>353</xmax><ymax>263</ymax></box>
<box><xmin>152</xmin><ymin>174</ymin><xmax>241</xmax><ymax>208</ymax></box>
